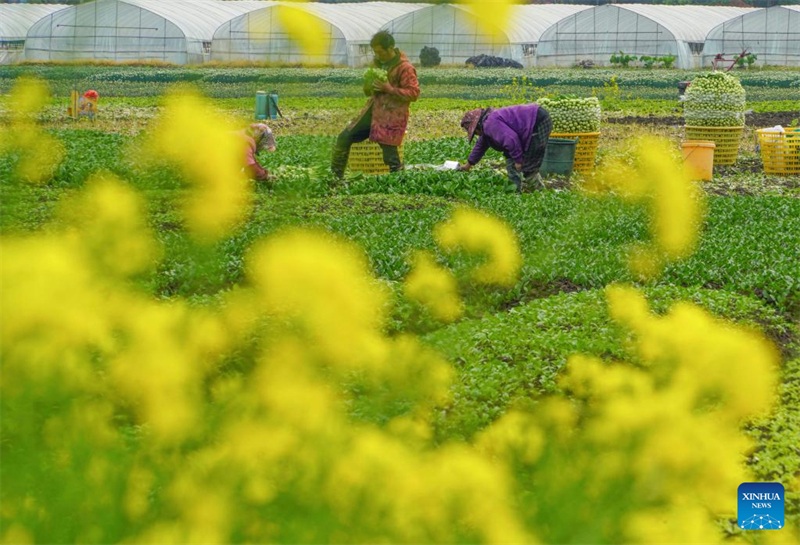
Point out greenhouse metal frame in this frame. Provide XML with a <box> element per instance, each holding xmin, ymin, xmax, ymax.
<box><xmin>380</xmin><ymin>4</ymin><xmax>512</xmax><ymax>66</ymax></box>
<box><xmin>704</xmin><ymin>5</ymin><xmax>800</xmax><ymax>68</ymax></box>
<box><xmin>536</xmin><ymin>4</ymin><xmax>755</xmax><ymax>69</ymax></box>
<box><xmin>504</xmin><ymin>4</ymin><xmax>593</xmax><ymax>68</ymax></box>
<box><xmin>0</xmin><ymin>4</ymin><xmax>69</xmax><ymax>65</ymax></box>
<box><xmin>24</xmin><ymin>0</ymin><xmax>267</xmax><ymax>65</ymax></box>
<box><xmin>212</xmin><ymin>2</ymin><xmax>427</xmax><ymax>67</ymax></box>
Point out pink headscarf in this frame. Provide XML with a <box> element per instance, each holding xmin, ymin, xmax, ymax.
<box><xmin>250</xmin><ymin>123</ymin><xmax>276</xmax><ymax>152</ymax></box>
<box><xmin>461</xmin><ymin>108</ymin><xmax>487</xmax><ymax>142</ymax></box>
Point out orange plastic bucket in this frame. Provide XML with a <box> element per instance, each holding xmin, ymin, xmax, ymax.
<box><xmin>681</xmin><ymin>140</ymin><xmax>715</xmax><ymax>181</ymax></box>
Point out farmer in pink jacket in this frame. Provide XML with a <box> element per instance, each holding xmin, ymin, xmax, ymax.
<box><xmin>331</xmin><ymin>31</ymin><xmax>420</xmax><ymax>179</ymax></box>
<box><xmin>457</xmin><ymin>103</ymin><xmax>552</xmax><ymax>192</ymax></box>
<box><xmin>239</xmin><ymin>123</ymin><xmax>276</xmax><ymax>181</ymax></box>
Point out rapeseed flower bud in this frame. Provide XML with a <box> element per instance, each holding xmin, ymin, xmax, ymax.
<box><xmin>637</xmin><ymin>137</ymin><xmax>704</xmax><ymax>259</ymax></box>
<box><xmin>475</xmin><ymin>411</ymin><xmax>545</xmax><ymax>464</ymax></box>
<box><xmin>404</xmin><ymin>250</ymin><xmax>463</xmax><ymax>322</ymax></box>
<box><xmin>434</xmin><ymin>207</ymin><xmax>521</xmax><ymax>287</ymax></box>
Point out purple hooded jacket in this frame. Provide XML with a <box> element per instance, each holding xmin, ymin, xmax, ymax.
<box><xmin>467</xmin><ymin>103</ymin><xmax>540</xmax><ymax>165</ymax></box>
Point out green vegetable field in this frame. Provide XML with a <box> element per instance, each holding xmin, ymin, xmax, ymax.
<box><xmin>1</xmin><ymin>65</ymin><xmax>799</xmax><ymax>544</ymax></box>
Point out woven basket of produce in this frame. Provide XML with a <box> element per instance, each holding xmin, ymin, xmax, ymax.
<box><xmin>756</xmin><ymin>127</ymin><xmax>800</xmax><ymax>176</ymax></box>
<box><xmin>549</xmin><ymin>131</ymin><xmax>600</xmax><ymax>173</ymax></box>
<box><xmin>685</xmin><ymin>126</ymin><xmax>743</xmax><ymax>166</ymax></box>
<box><xmin>347</xmin><ymin>141</ymin><xmax>404</xmax><ymax>174</ymax></box>
<box><xmin>683</xmin><ymin>72</ymin><xmax>746</xmax><ymax>166</ymax></box>
<box><xmin>539</xmin><ymin>96</ymin><xmax>601</xmax><ymax>172</ymax></box>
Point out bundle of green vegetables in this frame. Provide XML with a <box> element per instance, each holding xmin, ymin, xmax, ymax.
<box><xmin>363</xmin><ymin>67</ymin><xmax>388</xmax><ymax>91</ymax></box>
<box><xmin>538</xmin><ymin>96</ymin><xmax>601</xmax><ymax>133</ymax></box>
<box><xmin>683</xmin><ymin>72</ymin><xmax>746</xmax><ymax>127</ymax></box>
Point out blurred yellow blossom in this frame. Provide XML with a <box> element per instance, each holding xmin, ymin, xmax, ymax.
<box><xmin>246</xmin><ymin>228</ymin><xmax>390</xmax><ymax>370</ymax></box>
<box><xmin>59</xmin><ymin>172</ymin><xmax>159</xmax><ymax>277</ymax></box>
<box><xmin>464</xmin><ymin>0</ymin><xmax>513</xmax><ymax>40</ymax></box>
<box><xmin>434</xmin><ymin>206</ymin><xmax>521</xmax><ymax>287</ymax></box>
<box><xmin>552</xmin><ymin>284</ymin><xmax>780</xmax><ymax>542</ymax></box>
<box><xmin>274</xmin><ymin>3</ymin><xmax>330</xmax><ymax>59</ymax></box>
<box><xmin>584</xmin><ymin>136</ymin><xmax>705</xmax><ymax>279</ymax></box>
<box><xmin>0</xmin><ymin>77</ymin><xmax>64</xmax><ymax>183</ymax></box>
<box><xmin>404</xmin><ymin>250</ymin><xmax>464</xmax><ymax>322</ymax></box>
<box><xmin>1</xmin><ymin>94</ymin><xmax>791</xmax><ymax>545</ymax></box>
<box><xmin>138</xmin><ymin>86</ymin><xmax>252</xmax><ymax>242</ymax></box>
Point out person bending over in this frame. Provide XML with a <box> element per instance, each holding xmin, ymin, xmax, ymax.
<box><xmin>457</xmin><ymin>103</ymin><xmax>552</xmax><ymax>192</ymax></box>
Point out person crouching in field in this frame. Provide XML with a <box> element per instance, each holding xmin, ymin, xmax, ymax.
<box><xmin>239</xmin><ymin>123</ymin><xmax>276</xmax><ymax>182</ymax></box>
<box><xmin>457</xmin><ymin>103</ymin><xmax>552</xmax><ymax>192</ymax></box>
<box><xmin>330</xmin><ymin>30</ymin><xmax>420</xmax><ymax>179</ymax></box>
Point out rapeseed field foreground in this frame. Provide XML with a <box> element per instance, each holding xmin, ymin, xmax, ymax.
<box><xmin>1</xmin><ymin>78</ymin><xmax>798</xmax><ymax>544</ymax></box>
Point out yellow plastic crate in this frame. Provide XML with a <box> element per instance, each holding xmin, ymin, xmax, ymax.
<box><xmin>756</xmin><ymin>127</ymin><xmax>800</xmax><ymax>176</ymax></box>
<box><xmin>347</xmin><ymin>140</ymin><xmax>404</xmax><ymax>174</ymax></box>
<box><xmin>684</xmin><ymin>126</ymin><xmax>743</xmax><ymax>166</ymax></box>
<box><xmin>550</xmin><ymin>131</ymin><xmax>600</xmax><ymax>173</ymax></box>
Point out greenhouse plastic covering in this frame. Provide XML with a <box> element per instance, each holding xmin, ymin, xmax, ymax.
<box><xmin>212</xmin><ymin>2</ymin><xmax>426</xmax><ymax>66</ymax></box>
<box><xmin>537</xmin><ymin>4</ymin><xmax>755</xmax><ymax>69</ymax></box>
<box><xmin>381</xmin><ymin>4</ymin><xmax>512</xmax><ymax>66</ymax></box>
<box><xmin>704</xmin><ymin>6</ymin><xmax>800</xmax><ymax>68</ymax></box>
<box><xmin>0</xmin><ymin>4</ymin><xmax>69</xmax><ymax>65</ymax></box>
<box><xmin>11</xmin><ymin>1</ymin><xmax>799</xmax><ymax>69</ymax></box>
<box><xmin>504</xmin><ymin>4</ymin><xmax>593</xmax><ymax>67</ymax></box>
<box><xmin>24</xmin><ymin>0</ymin><xmax>269</xmax><ymax>64</ymax></box>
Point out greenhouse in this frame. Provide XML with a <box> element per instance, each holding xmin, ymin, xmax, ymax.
<box><xmin>0</xmin><ymin>3</ymin><xmax>68</xmax><ymax>65</ymax></box>
<box><xmin>505</xmin><ymin>4</ymin><xmax>592</xmax><ymax>68</ymax></box>
<box><xmin>536</xmin><ymin>4</ymin><xmax>755</xmax><ymax>69</ymax></box>
<box><xmin>704</xmin><ymin>5</ymin><xmax>800</xmax><ymax>68</ymax></box>
<box><xmin>24</xmin><ymin>0</ymin><xmax>267</xmax><ymax>65</ymax></box>
<box><xmin>379</xmin><ymin>4</ymin><xmax>512</xmax><ymax>66</ymax></box>
<box><xmin>212</xmin><ymin>2</ymin><xmax>427</xmax><ymax>67</ymax></box>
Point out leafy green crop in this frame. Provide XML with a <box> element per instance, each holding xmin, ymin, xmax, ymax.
<box><xmin>684</xmin><ymin>72</ymin><xmax>746</xmax><ymax>127</ymax></box>
<box><xmin>363</xmin><ymin>67</ymin><xmax>388</xmax><ymax>89</ymax></box>
<box><xmin>537</xmin><ymin>96</ymin><xmax>601</xmax><ymax>133</ymax></box>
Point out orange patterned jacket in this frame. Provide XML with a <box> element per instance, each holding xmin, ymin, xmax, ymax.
<box><xmin>350</xmin><ymin>50</ymin><xmax>420</xmax><ymax>147</ymax></box>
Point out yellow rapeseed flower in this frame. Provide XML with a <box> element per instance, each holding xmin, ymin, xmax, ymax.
<box><xmin>138</xmin><ymin>86</ymin><xmax>252</xmax><ymax>242</ymax></box>
<box><xmin>58</xmin><ymin>173</ymin><xmax>159</xmax><ymax>277</ymax></box>
<box><xmin>274</xmin><ymin>3</ymin><xmax>330</xmax><ymax>59</ymax></box>
<box><xmin>246</xmin><ymin>228</ymin><xmax>390</xmax><ymax>370</ymax></box>
<box><xmin>404</xmin><ymin>250</ymin><xmax>463</xmax><ymax>322</ymax></box>
<box><xmin>463</xmin><ymin>0</ymin><xmax>513</xmax><ymax>41</ymax></box>
<box><xmin>585</xmin><ymin>136</ymin><xmax>705</xmax><ymax>278</ymax></box>
<box><xmin>434</xmin><ymin>206</ymin><xmax>521</xmax><ymax>287</ymax></box>
<box><xmin>0</xmin><ymin>77</ymin><xmax>65</xmax><ymax>183</ymax></box>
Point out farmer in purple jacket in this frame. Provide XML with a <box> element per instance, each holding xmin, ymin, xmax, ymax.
<box><xmin>457</xmin><ymin>103</ymin><xmax>552</xmax><ymax>192</ymax></box>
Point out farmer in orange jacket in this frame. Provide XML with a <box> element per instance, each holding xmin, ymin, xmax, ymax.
<box><xmin>331</xmin><ymin>31</ymin><xmax>420</xmax><ymax>179</ymax></box>
<box><xmin>238</xmin><ymin>123</ymin><xmax>276</xmax><ymax>181</ymax></box>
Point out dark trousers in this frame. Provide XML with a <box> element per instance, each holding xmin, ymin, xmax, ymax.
<box><xmin>331</xmin><ymin>107</ymin><xmax>402</xmax><ymax>178</ymax></box>
<box><xmin>506</xmin><ymin>107</ymin><xmax>553</xmax><ymax>190</ymax></box>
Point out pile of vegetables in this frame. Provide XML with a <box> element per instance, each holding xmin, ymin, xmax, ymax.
<box><xmin>363</xmin><ymin>67</ymin><xmax>388</xmax><ymax>93</ymax></box>
<box><xmin>538</xmin><ymin>96</ymin><xmax>601</xmax><ymax>133</ymax></box>
<box><xmin>683</xmin><ymin>72</ymin><xmax>746</xmax><ymax>127</ymax></box>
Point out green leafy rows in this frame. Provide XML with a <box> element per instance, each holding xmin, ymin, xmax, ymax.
<box><xmin>2</xmin><ymin>130</ymin><xmax>798</xmax><ymax>318</ymax></box>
